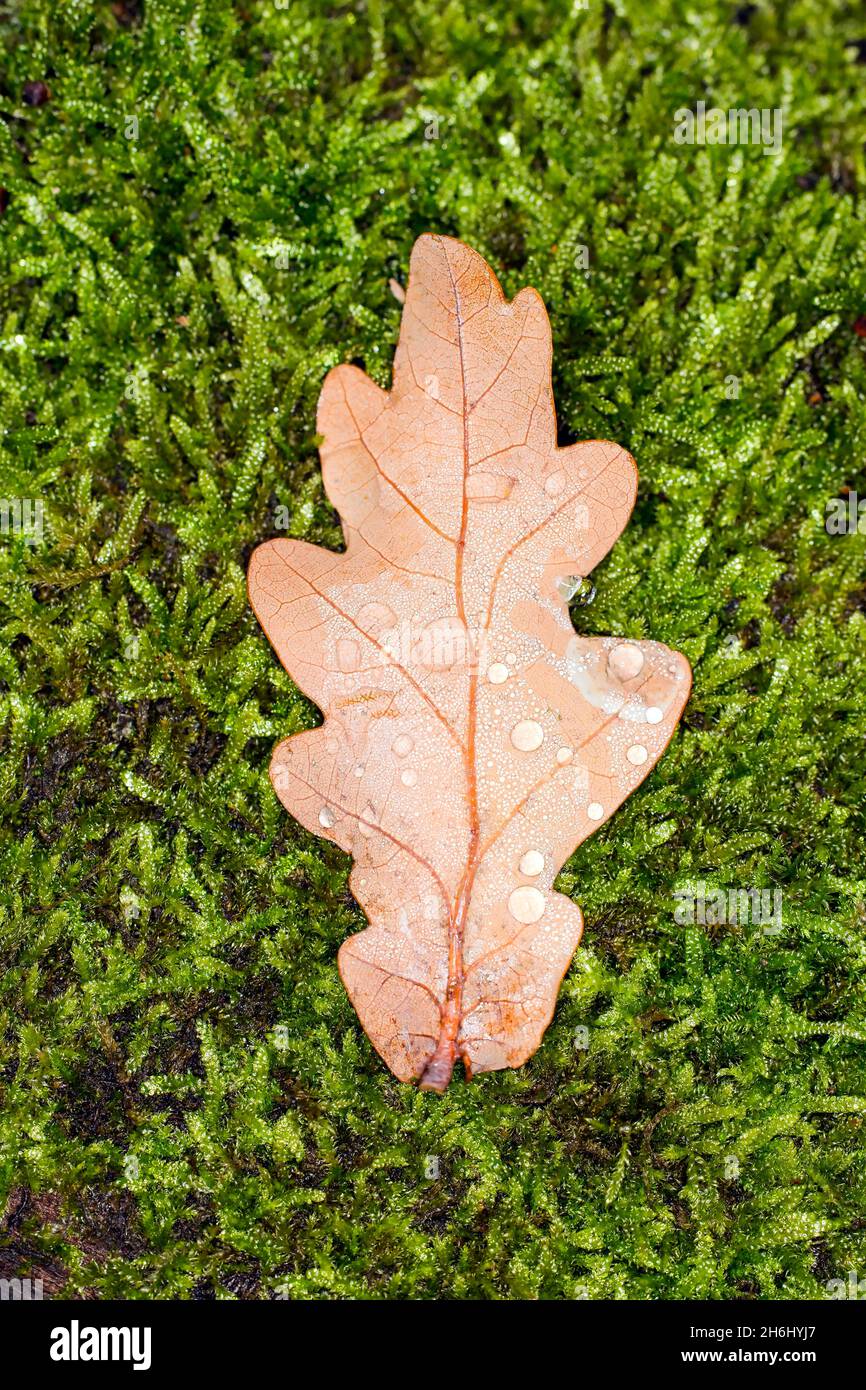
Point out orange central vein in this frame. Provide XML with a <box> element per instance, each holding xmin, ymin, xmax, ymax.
<box><xmin>419</xmin><ymin>239</ymin><xmax>479</xmax><ymax>1091</ymax></box>
<box><xmin>417</xmin><ymin>257</ymin><xmax>628</xmax><ymax>1090</ymax></box>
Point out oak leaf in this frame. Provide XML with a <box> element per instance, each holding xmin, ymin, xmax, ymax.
<box><xmin>248</xmin><ymin>235</ymin><xmax>691</xmax><ymax>1090</ymax></box>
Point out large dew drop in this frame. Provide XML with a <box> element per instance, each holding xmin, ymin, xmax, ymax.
<box><xmin>519</xmin><ymin>850</ymin><xmax>545</xmax><ymax>877</ymax></box>
<box><xmin>607</xmin><ymin>643</ymin><xmax>644</xmax><ymax>681</ymax></box>
<box><xmin>556</xmin><ymin>575</ymin><xmax>596</xmax><ymax>606</ymax></box>
<box><xmin>511</xmin><ymin>719</ymin><xmax>544</xmax><ymax>752</ymax></box>
<box><xmin>508</xmin><ymin>886</ymin><xmax>546</xmax><ymax>923</ymax></box>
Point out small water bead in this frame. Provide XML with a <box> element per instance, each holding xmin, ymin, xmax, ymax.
<box><xmin>519</xmin><ymin>850</ymin><xmax>545</xmax><ymax>877</ymax></box>
<box><xmin>544</xmin><ymin>471</ymin><xmax>566</xmax><ymax>496</ymax></box>
<box><xmin>392</xmin><ymin>734</ymin><xmax>414</xmax><ymax>757</ymax></box>
<box><xmin>587</xmin><ymin>802</ymin><xmax>604</xmax><ymax>821</ymax></box>
<box><xmin>488</xmin><ymin>662</ymin><xmax>509</xmax><ymax>684</ymax></box>
<box><xmin>465</xmin><ymin>471</ymin><xmax>513</xmax><ymax>502</ymax></box>
<box><xmin>571</xmin><ymin>577</ymin><xmax>596</xmax><ymax>606</ymax></box>
<box><xmin>358</xmin><ymin>600</ymin><xmax>396</xmax><ymax>633</ymax></box>
<box><xmin>608</xmin><ymin>643</ymin><xmax>644</xmax><ymax>681</ymax></box>
<box><xmin>556</xmin><ymin>746</ymin><xmax>573</xmax><ymax>764</ymax></box>
<box><xmin>555</xmin><ymin>574</ymin><xmax>583</xmax><ymax>602</ymax></box>
<box><xmin>354</xmin><ymin>765</ymin><xmax>365</xmax><ymax>777</ymax></box>
<box><xmin>508</xmin><ymin>886</ymin><xmax>546</xmax><ymax>924</ymax></box>
<box><xmin>336</xmin><ymin>637</ymin><xmax>360</xmax><ymax>672</ymax></box>
<box><xmin>626</xmin><ymin>744</ymin><xmax>648</xmax><ymax>765</ymax></box>
<box><xmin>400</xmin><ymin>769</ymin><xmax>418</xmax><ymax>787</ymax></box>
<box><xmin>359</xmin><ymin>805</ymin><xmax>376</xmax><ymax>836</ymax></box>
<box><xmin>318</xmin><ymin>807</ymin><xmax>334</xmax><ymax>828</ymax></box>
<box><xmin>646</xmin><ymin>706</ymin><xmax>663</xmax><ymax>724</ymax></box>
<box><xmin>511</xmin><ymin>719</ymin><xmax>544</xmax><ymax>752</ymax></box>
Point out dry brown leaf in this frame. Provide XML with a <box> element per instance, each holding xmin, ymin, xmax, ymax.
<box><xmin>248</xmin><ymin>234</ymin><xmax>691</xmax><ymax>1091</ymax></box>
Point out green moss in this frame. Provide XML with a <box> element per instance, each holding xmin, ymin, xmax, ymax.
<box><xmin>1</xmin><ymin>0</ymin><xmax>865</xmax><ymax>1300</ymax></box>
